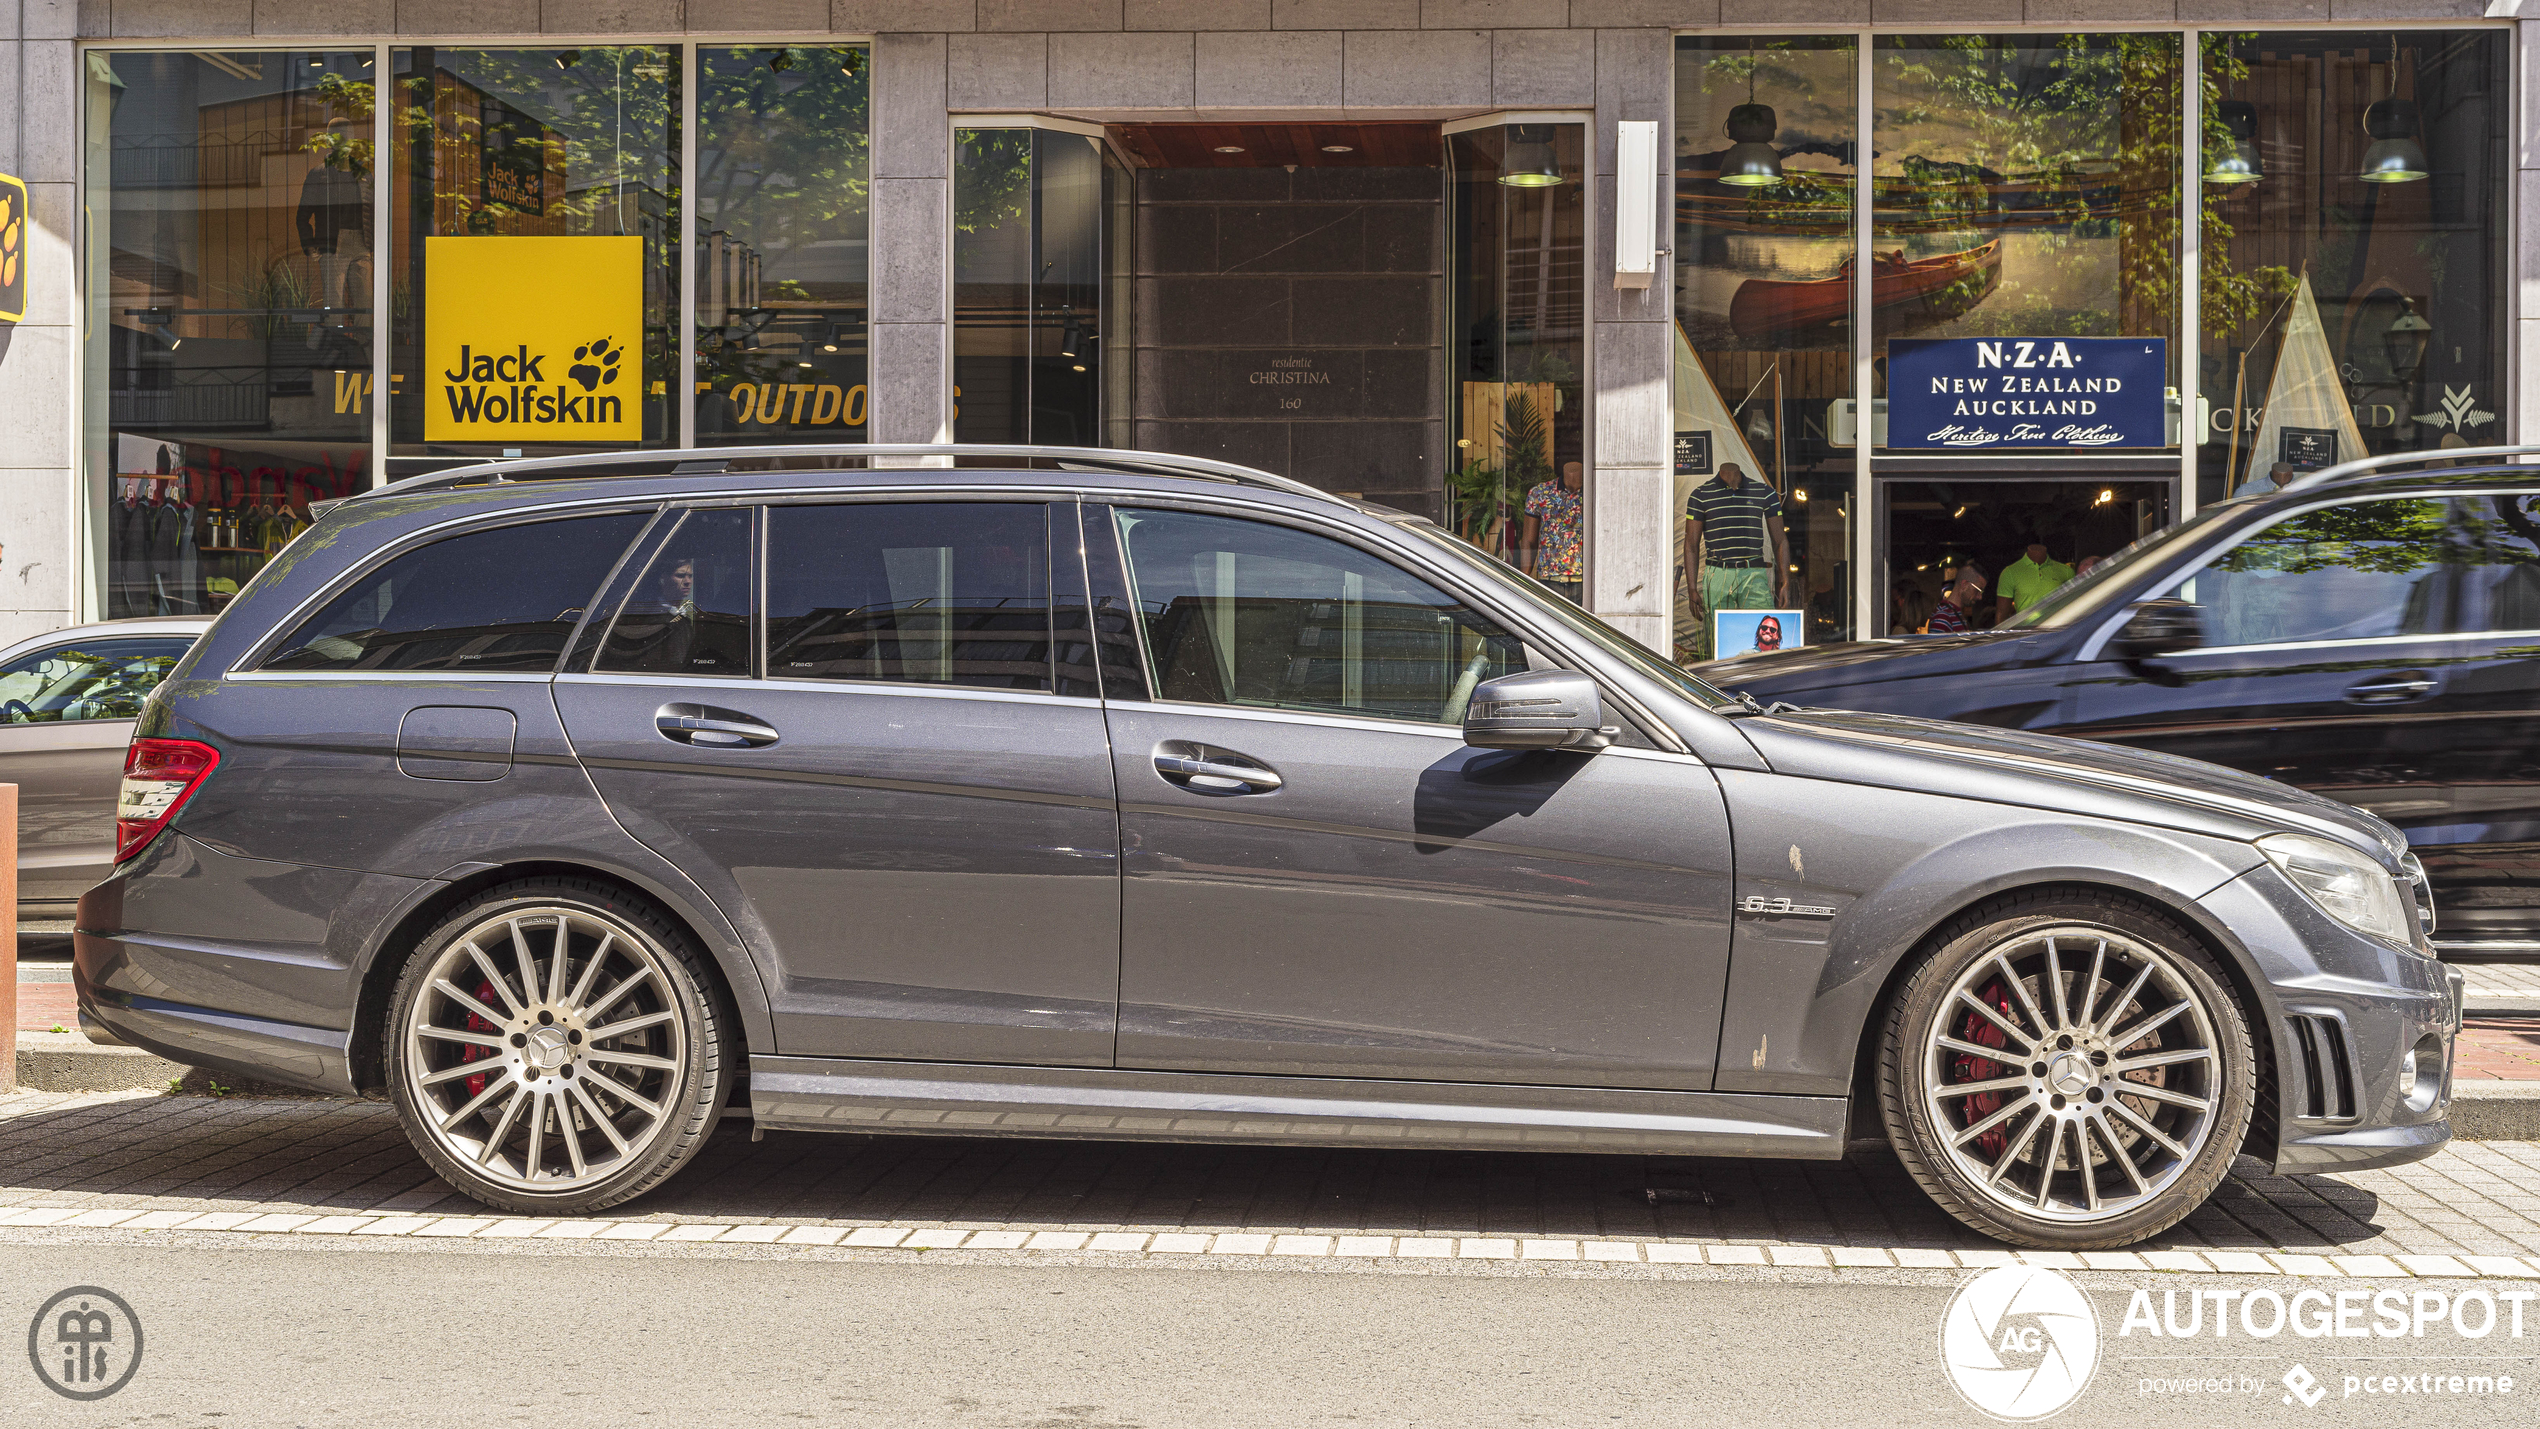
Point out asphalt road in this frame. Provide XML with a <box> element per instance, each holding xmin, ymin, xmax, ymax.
<box><xmin>2</xmin><ymin>1239</ymin><xmax>2533</xmax><ymax>1428</ymax></box>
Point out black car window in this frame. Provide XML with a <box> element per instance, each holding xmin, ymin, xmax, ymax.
<box><xmin>0</xmin><ymin>637</ymin><xmax>193</xmax><ymax>723</ymax></box>
<box><xmin>1113</xmin><ymin>508</ymin><xmax>1526</xmax><ymax>725</ymax></box>
<box><xmin>596</xmin><ymin>508</ymin><xmax>756</xmax><ymax>678</ymax></box>
<box><xmin>264</xmin><ymin>512</ymin><xmax>649</xmax><ymax>673</ymax></box>
<box><xmin>2454</xmin><ymin>491</ymin><xmax>2540</xmax><ymax>634</ymax></box>
<box><xmin>2178</xmin><ymin>496</ymin><xmax>2450</xmax><ymax>647</ymax></box>
<box><xmin>765</xmin><ymin>503</ymin><xmax>1053</xmax><ymax>692</ymax></box>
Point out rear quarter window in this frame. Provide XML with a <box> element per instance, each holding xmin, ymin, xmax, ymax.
<box><xmin>262</xmin><ymin>511</ymin><xmax>652</xmax><ymax>673</ymax></box>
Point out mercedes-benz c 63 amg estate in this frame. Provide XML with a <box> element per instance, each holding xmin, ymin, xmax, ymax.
<box><xmin>75</xmin><ymin>446</ymin><xmax>2464</xmax><ymax>1248</ymax></box>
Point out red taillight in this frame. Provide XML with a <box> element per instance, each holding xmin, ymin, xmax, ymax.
<box><xmin>115</xmin><ymin>737</ymin><xmax>221</xmax><ymax>862</ymax></box>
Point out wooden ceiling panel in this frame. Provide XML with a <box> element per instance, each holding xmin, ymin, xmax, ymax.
<box><xmin>1109</xmin><ymin>122</ymin><xmax>1442</xmax><ymax>169</ymax></box>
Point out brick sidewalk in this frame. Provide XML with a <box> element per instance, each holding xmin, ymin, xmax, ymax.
<box><xmin>2459</xmin><ymin>1014</ymin><xmax>2540</xmax><ymax>1080</ymax></box>
<box><xmin>3</xmin><ymin>1089</ymin><xmax>2536</xmax><ymax>1260</ymax></box>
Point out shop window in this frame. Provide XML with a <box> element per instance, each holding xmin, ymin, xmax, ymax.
<box><xmin>2197</xmin><ymin>31</ymin><xmax>2509</xmax><ymax>505</ymax></box>
<box><xmin>387</xmin><ymin>47</ymin><xmax>678</xmax><ymax>467</ymax></box>
<box><xmin>1674</xmin><ymin>38</ymin><xmax>1857</xmax><ymax>658</ymax></box>
<box><xmin>264</xmin><ymin>510</ymin><xmax>651</xmax><ymax>672</ymax></box>
<box><xmin>596</xmin><ymin>507</ymin><xmax>756</xmax><ymax>677</ymax></box>
<box><xmin>953</xmin><ymin>126</ymin><xmax>1123</xmax><ymax>447</ymax></box>
<box><xmin>83</xmin><ymin>50</ymin><xmax>381</xmax><ymax>619</ymax></box>
<box><xmin>1111</xmin><ymin>508</ymin><xmax>1527</xmax><ymax>726</ymax></box>
<box><xmin>1445</xmin><ymin>122</ymin><xmax>1586</xmax><ymax>597</ymax></box>
<box><xmin>693</xmin><ymin>46</ymin><xmax>870</xmax><ymax>447</ymax></box>
<box><xmin>766</xmin><ymin>503</ymin><xmax>1052</xmax><ymax>691</ymax></box>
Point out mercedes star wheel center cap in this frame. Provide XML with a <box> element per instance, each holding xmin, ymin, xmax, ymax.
<box><xmin>526</xmin><ymin>1025</ymin><xmax>573</xmax><ymax>1072</ymax></box>
<box><xmin>2047</xmin><ymin>1052</ymin><xmax>2094</xmax><ymax>1097</ymax></box>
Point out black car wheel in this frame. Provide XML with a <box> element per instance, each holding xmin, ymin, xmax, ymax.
<box><xmin>385</xmin><ymin>877</ymin><xmax>733</xmax><ymax>1214</ymax></box>
<box><xmin>1880</xmin><ymin>889</ymin><xmax>2256</xmax><ymax>1249</ymax></box>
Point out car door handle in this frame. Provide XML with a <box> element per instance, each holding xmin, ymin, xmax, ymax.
<box><xmin>1153</xmin><ymin>751</ymin><xmax>1283</xmax><ymax>792</ymax></box>
<box><xmin>2345</xmin><ymin>672</ymin><xmax>2439</xmax><ymax>704</ymax></box>
<box><xmin>655</xmin><ymin>704</ymin><xmax>780</xmax><ymax>749</ymax></box>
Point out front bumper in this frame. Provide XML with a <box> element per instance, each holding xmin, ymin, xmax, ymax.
<box><xmin>2200</xmin><ymin>865</ymin><xmax>2462</xmax><ymax>1176</ymax></box>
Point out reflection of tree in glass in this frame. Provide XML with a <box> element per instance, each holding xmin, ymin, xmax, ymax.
<box><xmin>399</xmin><ymin>48</ymin><xmax>672</xmax><ymax>236</ymax></box>
<box><xmin>2198</xmin><ymin>35</ymin><xmax>2297</xmax><ymax>341</ymax></box>
<box><xmin>2222</xmin><ymin>500</ymin><xmax>2446</xmax><ymax>577</ymax></box>
<box><xmin>955</xmin><ymin>130</ymin><xmax>1034</xmax><ymax>236</ymax></box>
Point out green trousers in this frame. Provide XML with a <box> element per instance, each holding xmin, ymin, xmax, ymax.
<box><xmin>1693</xmin><ymin>564</ymin><xmax>1775</xmax><ymax>660</ymax></box>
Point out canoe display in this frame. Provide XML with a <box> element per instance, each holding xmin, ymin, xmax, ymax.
<box><xmin>1727</xmin><ymin>238</ymin><xmax>2002</xmax><ymax>344</ymax></box>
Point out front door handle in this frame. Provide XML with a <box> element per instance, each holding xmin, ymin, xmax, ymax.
<box><xmin>655</xmin><ymin>703</ymin><xmax>780</xmax><ymax>748</ymax></box>
<box><xmin>2345</xmin><ymin>671</ymin><xmax>2439</xmax><ymax>705</ymax></box>
<box><xmin>1153</xmin><ymin>745</ymin><xmax>1283</xmax><ymax>793</ymax></box>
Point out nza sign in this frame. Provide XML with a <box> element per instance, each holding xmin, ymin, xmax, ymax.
<box><xmin>1887</xmin><ymin>337</ymin><xmax>2166</xmax><ymax>451</ymax></box>
<box><xmin>426</xmin><ymin>236</ymin><xmax>642</xmax><ymax>443</ymax></box>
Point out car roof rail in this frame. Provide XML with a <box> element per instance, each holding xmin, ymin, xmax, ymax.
<box><xmin>2277</xmin><ymin>443</ymin><xmax>2540</xmax><ymax>493</ymax></box>
<box><xmin>329</xmin><ymin>443</ymin><xmax>1343</xmax><ymax>511</ymax></box>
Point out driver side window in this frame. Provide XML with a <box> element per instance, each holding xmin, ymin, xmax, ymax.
<box><xmin>1111</xmin><ymin>508</ymin><xmax>1528</xmax><ymax>726</ymax></box>
<box><xmin>0</xmin><ymin>638</ymin><xmax>192</xmax><ymax>724</ymax></box>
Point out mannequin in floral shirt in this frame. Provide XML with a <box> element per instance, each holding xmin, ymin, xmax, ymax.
<box><xmin>1520</xmin><ymin>461</ymin><xmax>1586</xmax><ymax>604</ymax></box>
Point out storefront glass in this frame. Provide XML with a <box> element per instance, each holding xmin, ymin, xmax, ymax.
<box><xmin>83</xmin><ymin>49</ymin><xmax>379</xmax><ymax>616</ymax></box>
<box><xmin>1674</xmin><ymin>37</ymin><xmax>1857</xmax><ymax>657</ymax></box>
<box><xmin>2197</xmin><ymin>30</ymin><xmax>2510</xmax><ymax>505</ymax></box>
<box><xmin>692</xmin><ymin>46</ymin><xmax>870</xmax><ymax>446</ymax></box>
<box><xmin>952</xmin><ymin>126</ymin><xmax>1118</xmax><ymax>447</ymax></box>
<box><xmin>388</xmin><ymin>46</ymin><xmax>678</xmax><ymax>464</ymax></box>
<box><xmin>1445</xmin><ymin>122</ymin><xmax>1587</xmax><ymax>594</ymax></box>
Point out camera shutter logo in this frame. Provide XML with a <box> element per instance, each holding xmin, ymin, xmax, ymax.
<box><xmin>1938</xmin><ymin>1265</ymin><xmax>2100</xmax><ymax>1422</ymax></box>
<box><xmin>27</xmin><ymin>1286</ymin><xmax>144</xmax><ymax>1400</ymax></box>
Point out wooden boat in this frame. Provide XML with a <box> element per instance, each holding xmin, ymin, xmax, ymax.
<box><xmin>1728</xmin><ymin>238</ymin><xmax>2002</xmax><ymax>344</ymax></box>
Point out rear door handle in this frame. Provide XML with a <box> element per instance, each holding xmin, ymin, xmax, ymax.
<box><xmin>655</xmin><ymin>703</ymin><xmax>780</xmax><ymax>748</ymax></box>
<box><xmin>2345</xmin><ymin>672</ymin><xmax>2438</xmax><ymax>704</ymax></box>
<box><xmin>1153</xmin><ymin>749</ymin><xmax>1283</xmax><ymax>793</ymax></box>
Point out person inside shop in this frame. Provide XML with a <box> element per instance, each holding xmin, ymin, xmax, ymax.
<box><xmin>1891</xmin><ymin>578</ymin><xmax>1934</xmax><ymax>636</ymax></box>
<box><xmin>1521</xmin><ymin>460</ymin><xmax>1586</xmax><ymax>604</ymax></box>
<box><xmin>1996</xmin><ymin>536</ymin><xmax>2074</xmax><ymax>623</ymax></box>
<box><xmin>1927</xmin><ymin>566</ymin><xmax>1986</xmax><ymax>634</ymax></box>
<box><xmin>2232</xmin><ymin>461</ymin><xmax>2295</xmax><ymax>500</ymax></box>
<box><xmin>1683</xmin><ymin>462</ymin><xmax>1788</xmax><ymax>653</ymax></box>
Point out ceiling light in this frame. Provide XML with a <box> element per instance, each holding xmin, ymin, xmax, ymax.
<box><xmin>555</xmin><ymin>50</ymin><xmax>581</xmax><ymax>69</ymax></box>
<box><xmin>1716</xmin><ymin>43</ymin><xmax>1783</xmax><ymax>188</ymax></box>
<box><xmin>1213</xmin><ymin>145</ymin><xmax>1246</xmax><ymax>154</ymax></box>
<box><xmin>1498</xmin><ymin>124</ymin><xmax>1564</xmax><ymax>187</ymax></box>
<box><xmin>2358</xmin><ymin>35</ymin><xmax>2429</xmax><ymax>184</ymax></box>
<box><xmin>1320</xmin><ymin>144</ymin><xmax>1355</xmax><ymax>154</ymax></box>
<box><xmin>2204</xmin><ymin>99</ymin><xmax>2263</xmax><ymax>187</ymax></box>
<box><xmin>1793</xmin><ymin>488</ymin><xmax>1807</xmax><ymax>501</ymax></box>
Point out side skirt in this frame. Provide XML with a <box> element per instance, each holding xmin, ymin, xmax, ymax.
<box><xmin>750</xmin><ymin>1056</ymin><xmax>1852</xmax><ymax>1159</ymax></box>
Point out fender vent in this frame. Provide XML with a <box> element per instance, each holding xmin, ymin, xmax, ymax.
<box><xmin>2285</xmin><ymin>1014</ymin><xmax>2359</xmax><ymax>1122</ymax></box>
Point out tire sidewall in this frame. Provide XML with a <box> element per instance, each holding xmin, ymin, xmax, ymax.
<box><xmin>385</xmin><ymin>880</ymin><xmax>730</xmax><ymax>1214</ymax></box>
<box><xmin>1882</xmin><ymin>896</ymin><xmax>2257</xmax><ymax>1249</ymax></box>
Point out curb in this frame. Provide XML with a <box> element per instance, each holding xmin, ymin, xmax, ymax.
<box><xmin>2449</xmin><ymin>1081</ymin><xmax>2540</xmax><ymax>1141</ymax></box>
<box><xmin>13</xmin><ymin>1031</ymin><xmax>190</xmax><ymax>1093</ymax></box>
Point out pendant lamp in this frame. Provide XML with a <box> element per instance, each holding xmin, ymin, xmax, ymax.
<box><xmin>1498</xmin><ymin>124</ymin><xmax>1564</xmax><ymax>188</ymax></box>
<box><xmin>2358</xmin><ymin>36</ymin><xmax>2430</xmax><ymax>184</ymax></box>
<box><xmin>2204</xmin><ymin>100</ymin><xmax>2263</xmax><ymax>187</ymax></box>
<box><xmin>1718</xmin><ymin>44</ymin><xmax>1783</xmax><ymax>188</ymax></box>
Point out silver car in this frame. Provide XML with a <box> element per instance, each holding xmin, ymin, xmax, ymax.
<box><xmin>0</xmin><ymin>616</ymin><xmax>210</xmax><ymax>914</ymax></box>
<box><xmin>74</xmin><ymin>447</ymin><xmax>2461</xmax><ymax>1249</ymax></box>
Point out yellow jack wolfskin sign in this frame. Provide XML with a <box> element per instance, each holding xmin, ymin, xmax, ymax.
<box><xmin>426</xmin><ymin>235</ymin><xmax>640</xmax><ymax>442</ymax></box>
<box><xmin>0</xmin><ymin>172</ymin><xmax>28</xmax><ymax>324</ymax></box>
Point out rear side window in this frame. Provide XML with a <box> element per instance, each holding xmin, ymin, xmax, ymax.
<box><xmin>597</xmin><ymin>508</ymin><xmax>757</xmax><ymax>678</ymax></box>
<box><xmin>263</xmin><ymin>512</ymin><xmax>650</xmax><ymax>673</ymax></box>
<box><xmin>764</xmin><ymin>502</ymin><xmax>1052</xmax><ymax>691</ymax></box>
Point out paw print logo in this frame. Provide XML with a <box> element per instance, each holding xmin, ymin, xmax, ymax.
<box><xmin>0</xmin><ymin>191</ymin><xmax>21</xmax><ymax>296</ymax></box>
<box><xmin>567</xmin><ymin>337</ymin><xmax>623</xmax><ymax>392</ymax></box>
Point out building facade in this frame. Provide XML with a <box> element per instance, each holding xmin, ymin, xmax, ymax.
<box><xmin>0</xmin><ymin>2</ymin><xmax>2530</xmax><ymax>660</ymax></box>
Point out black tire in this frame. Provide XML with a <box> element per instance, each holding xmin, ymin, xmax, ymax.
<box><xmin>1878</xmin><ymin>888</ymin><xmax>2256</xmax><ymax>1250</ymax></box>
<box><xmin>384</xmin><ymin>876</ymin><xmax>734</xmax><ymax>1215</ymax></box>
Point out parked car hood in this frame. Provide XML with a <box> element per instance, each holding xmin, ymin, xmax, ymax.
<box><xmin>1734</xmin><ymin>706</ymin><xmax>2406</xmax><ymax>863</ymax></box>
<box><xmin>1698</xmin><ymin>631</ymin><xmax>2036</xmax><ymax>688</ymax></box>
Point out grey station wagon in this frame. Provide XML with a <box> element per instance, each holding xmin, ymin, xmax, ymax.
<box><xmin>75</xmin><ymin>445</ymin><xmax>2463</xmax><ymax>1249</ymax></box>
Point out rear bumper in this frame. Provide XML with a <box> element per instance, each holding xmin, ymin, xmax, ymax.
<box><xmin>74</xmin><ymin>961</ymin><xmax>355</xmax><ymax>1095</ymax></box>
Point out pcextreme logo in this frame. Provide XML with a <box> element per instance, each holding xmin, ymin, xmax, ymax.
<box><xmin>425</xmin><ymin>236</ymin><xmax>641</xmax><ymax>442</ymax></box>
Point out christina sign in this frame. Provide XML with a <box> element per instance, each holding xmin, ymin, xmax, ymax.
<box><xmin>1888</xmin><ymin>337</ymin><xmax>2166</xmax><ymax>450</ymax></box>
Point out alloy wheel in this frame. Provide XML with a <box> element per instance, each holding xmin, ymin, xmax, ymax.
<box><xmin>1920</xmin><ymin>924</ymin><xmax>2222</xmax><ymax>1224</ymax></box>
<box><xmin>399</xmin><ymin>905</ymin><xmax>689</xmax><ymax>1193</ymax></box>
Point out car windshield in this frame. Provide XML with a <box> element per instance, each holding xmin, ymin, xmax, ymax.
<box><xmin>1401</xmin><ymin>521</ymin><xmax>1734</xmax><ymax>708</ymax></box>
<box><xmin>0</xmin><ymin>640</ymin><xmax>190</xmax><ymax>723</ymax></box>
<box><xmin>1996</xmin><ymin>505</ymin><xmax>2241</xmax><ymax>631</ymax></box>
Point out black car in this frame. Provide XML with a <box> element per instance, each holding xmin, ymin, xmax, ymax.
<box><xmin>1701</xmin><ymin>449</ymin><xmax>2540</xmax><ymax>959</ymax></box>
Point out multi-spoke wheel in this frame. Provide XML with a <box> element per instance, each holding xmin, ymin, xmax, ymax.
<box><xmin>385</xmin><ymin>878</ymin><xmax>733</xmax><ymax>1213</ymax></box>
<box><xmin>1880</xmin><ymin>892</ymin><xmax>2254</xmax><ymax>1249</ymax></box>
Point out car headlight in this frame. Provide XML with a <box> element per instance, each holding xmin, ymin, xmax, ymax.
<box><xmin>2257</xmin><ymin>832</ymin><xmax>2417</xmax><ymax>949</ymax></box>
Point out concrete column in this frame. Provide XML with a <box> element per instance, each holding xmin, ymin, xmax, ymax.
<box><xmin>0</xmin><ymin>39</ymin><xmax>82</xmax><ymax>641</ymax></box>
<box><xmin>2519</xmin><ymin>19</ymin><xmax>2539</xmax><ymax>449</ymax></box>
<box><xmin>1586</xmin><ymin>27</ymin><xmax>1672</xmax><ymax>653</ymax></box>
<box><xmin>870</xmin><ymin>33</ymin><xmax>953</xmax><ymax>446</ymax></box>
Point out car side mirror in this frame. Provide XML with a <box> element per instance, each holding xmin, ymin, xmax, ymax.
<box><xmin>2110</xmin><ymin>599</ymin><xmax>2205</xmax><ymax>662</ymax></box>
<box><xmin>1463</xmin><ymin>670</ymin><xmax>1617</xmax><ymax>751</ymax></box>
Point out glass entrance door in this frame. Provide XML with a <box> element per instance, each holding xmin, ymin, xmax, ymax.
<box><xmin>1876</xmin><ymin>472</ymin><xmax>2171</xmax><ymax>636</ymax></box>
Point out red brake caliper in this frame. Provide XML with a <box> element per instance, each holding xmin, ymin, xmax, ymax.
<box><xmin>1955</xmin><ymin>977</ymin><xmax>2017</xmax><ymax>1159</ymax></box>
<box><xmin>459</xmin><ymin>979</ymin><xmax>499</xmax><ymax>1099</ymax></box>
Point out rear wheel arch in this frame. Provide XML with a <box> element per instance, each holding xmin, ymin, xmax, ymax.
<box><xmin>348</xmin><ymin>860</ymin><xmax>764</xmax><ymax>1094</ymax></box>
